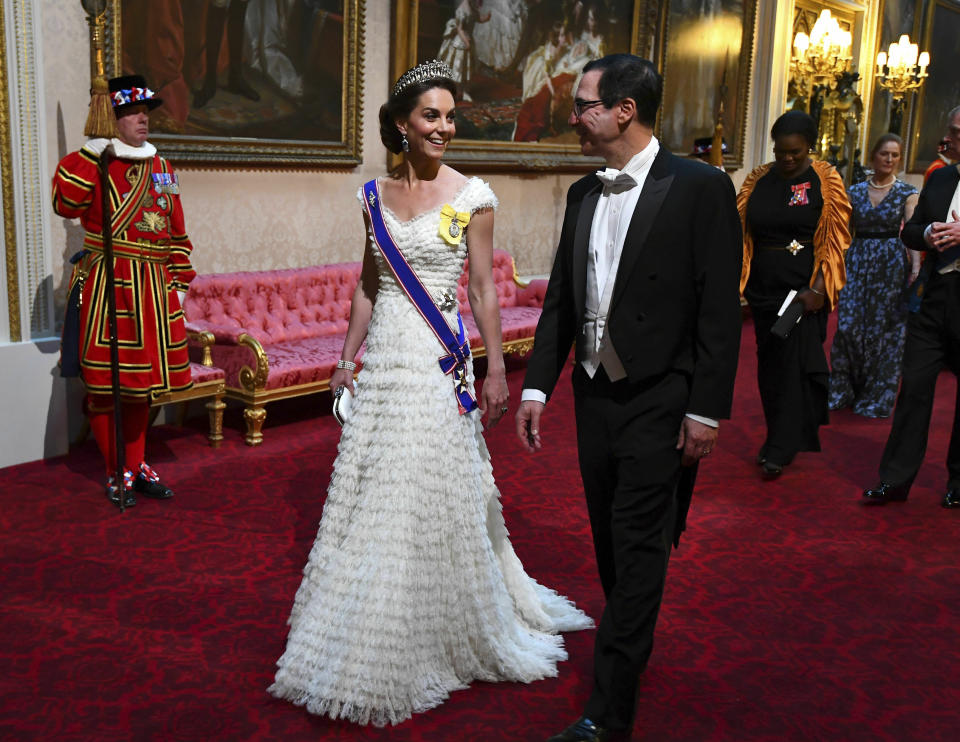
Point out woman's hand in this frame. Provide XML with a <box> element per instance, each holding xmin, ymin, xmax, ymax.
<box><xmin>480</xmin><ymin>370</ymin><xmax>509</xmax><ymax>429</ymax></box>
<box><xmin>795</xmin><ymin>287</ymin><xmax>825</xmax><ymax>314</ymax></box>
<box><xmin>330</xmin><ymin>367</ymin><xmax>355</xmax><ymax>396</ymax></box>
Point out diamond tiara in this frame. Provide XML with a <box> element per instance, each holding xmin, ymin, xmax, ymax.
<box><xmin>392</xmin><ymin>59</ymin><xmax>455</xmax><ymax>97</ymax></box>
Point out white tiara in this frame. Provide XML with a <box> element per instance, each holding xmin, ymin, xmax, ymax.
<box><xmin>392</xmin><ymin>59</ymin><xmax>455</xmax><ymax>96</ymax></box>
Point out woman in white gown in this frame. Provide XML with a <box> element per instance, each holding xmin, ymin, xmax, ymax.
<box><xmin>268</xmin><ymin>59</ymin><xmax>592</xmax><ymax>727</ymax></box>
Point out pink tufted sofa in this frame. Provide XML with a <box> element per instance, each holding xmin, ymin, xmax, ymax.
<box><xmin>183</xmin><ymin>250</ymin><xmax>546</xmax><ymax>445</ymax></box>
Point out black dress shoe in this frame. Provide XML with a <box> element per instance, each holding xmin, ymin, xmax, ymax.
<box><xmin>862</xmin><ymin>481</ymin><xmax>909</xmax><ymax>505</ymax></box>
<box><xmin>134</xmin><ymin>475</ymin><xmax>175</xmax><ymax>499</ymax></box>
<box><xmin>761</xmin><ymin>461</ymin><xmax>783</xmax><ymax>479</ymax></box>
<box><xmin>942</xmin><ymin>489</ymin><xmax>960</xmax><ymax>508</ymax></box>
<box><xmin>548</xmin><ymin>717</ymin><xmax>620</xmax><ymax>742</ymax></box>
<box><xmin>105</xmin><ymin>486</ymin><xmax>136</xmax><ymax>508</ymax></box>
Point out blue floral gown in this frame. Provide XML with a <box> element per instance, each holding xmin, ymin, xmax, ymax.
<box><xmin>828</xmin><ymin>179</ymin><xmax>917</xmax><ymax>417</ymax></box>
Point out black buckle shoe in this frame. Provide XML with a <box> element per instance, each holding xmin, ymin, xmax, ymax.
<box><xmin>134</xmin><ymin>462</ymin><xmax>175</xmax><ymax>499</ymax></box>
<box><xmin>105</xmin><ymin>472</ymin><xmax>136</xmax><ymax>508</ymax></box>
<box><xmin>548</xmin><ymin>717</ymin><xmax>614</xmax><ymax>742</ymax></box>
<box><xmin>942</xmin><ymin>489</ymin><xmax>960</xmax><ymax>508</ymax></box>
<box><xmin>862</xmin><ymin>481</ymin><xmax>909</xmax><ymax>505</ymax></box>
<box><xmin>134</xmin><ymin>476</ymin><xmax>174</xmax><ymax>499</ymax></box>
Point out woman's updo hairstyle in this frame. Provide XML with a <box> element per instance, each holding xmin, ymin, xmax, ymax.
<box><xmin>770</xmin><ymin>110</ymin><xmax>818</xmax><ymax>149</ymax></box>
<box><xmin>379</xmin><ymin>59</ymin><xmax>458</xmax><ymax>154</ymax></box>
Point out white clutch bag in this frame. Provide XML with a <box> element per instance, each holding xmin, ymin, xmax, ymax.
<box><xmin>332</xmin><ymin>383</ymin><xmax>354</xmax><ymax>426</ymax></box>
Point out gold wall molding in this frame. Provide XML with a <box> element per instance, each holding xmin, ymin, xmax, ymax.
<box><xmin>2</xmin><ymin>0</ymin><xmax>55</xmax><ymax>341</ymax></box>
<box><xmin>1</xmin><ymin>0</ymin><xmax>18</xmax><ymax>342</ymax></box>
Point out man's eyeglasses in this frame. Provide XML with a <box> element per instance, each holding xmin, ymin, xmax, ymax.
<box><xmin>573</xmin><ymin>98</ymin><xmax>604</xmax><ymax>119</ymax></box>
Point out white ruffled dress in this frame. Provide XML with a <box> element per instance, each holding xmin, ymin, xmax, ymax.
<box><xmin>268</xmin><ymin>177</ymin><xmax>592</xmax><ymax>726</ymax></box>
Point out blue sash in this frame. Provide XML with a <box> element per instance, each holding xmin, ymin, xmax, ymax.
<box><xmin>363</xmin><ymin>179</ymin><xmax>478</xmax><ymax>415</ymax></box>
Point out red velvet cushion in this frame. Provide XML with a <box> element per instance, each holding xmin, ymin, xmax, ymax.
<box><xmin>184</xmin><ymin>263</ymin><xmax>362</xmax><ymax>344</ymax></box>
<box><xmin>188</xmin><ymin>361</ymin><xmax>224</xmax><ymax>384</ymax></box>
<box><xmin>209</xmin><ymin>337</ymin><xmax>365</xmax><ymax>390</ymax></box>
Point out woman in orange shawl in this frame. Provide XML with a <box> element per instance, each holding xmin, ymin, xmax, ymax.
<box><xmin>738</xmin><ymin>111</ymin><xmax>851</xmax><ymax>478</ymax></box>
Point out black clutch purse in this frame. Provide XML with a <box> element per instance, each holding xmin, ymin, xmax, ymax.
<box><xmin>770</xmin><ymin>290</ymin><xmax>803</xmax><ymax>339</ymax></box>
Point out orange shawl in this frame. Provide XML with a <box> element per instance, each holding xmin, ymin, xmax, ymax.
<box><xmin>737</xmin><ymin>159</ymin><xmax>851</xmax><ymax>310</ymax></box>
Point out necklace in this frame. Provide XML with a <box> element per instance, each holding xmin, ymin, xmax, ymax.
<box><xmin>868</xmin><ymin>176</ymin><xmax>896</xmax><ymax>188</ymax></box>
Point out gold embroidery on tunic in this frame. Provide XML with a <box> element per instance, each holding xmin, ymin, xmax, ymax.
<box><xmin>135</xmin><ymin>211</ymin><xmax>167</xmax><ymax>234</ymax></box>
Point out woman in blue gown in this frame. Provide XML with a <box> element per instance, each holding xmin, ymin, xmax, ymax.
<box><xmin>829</xmin><ymin>134</ymin><xmax>919</xmax><ymax>418</ymax></box>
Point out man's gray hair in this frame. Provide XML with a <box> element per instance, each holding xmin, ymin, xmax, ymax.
<box><xmin>949</xmin><ymin>104</ymin><xmax>960</xmax><ymax>122</ymax></box>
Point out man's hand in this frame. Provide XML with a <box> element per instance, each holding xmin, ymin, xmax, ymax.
<box><xmin>930</xmin><ymin>212</ymin><xmax>960</xmax><ymax>252</ymax></box>
<box><xmin>676</xmin><ymin>417</ymin><xmax>718</xmax><ymax>467</ymax></box>
<box><xmin>515</xmin><ymin>400</ymin><xmax>544</xmax><ymax>453</ymax></box>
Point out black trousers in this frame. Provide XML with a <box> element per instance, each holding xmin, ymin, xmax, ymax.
<box><xmin>573</xmin><ymin>366</ymin><xmax>684</xmax><ymax>731</ymax></box>
<box><xmin>879</xmin><ymin>271</ymin><xmax>960</xmax><ymax>489</ymax></box>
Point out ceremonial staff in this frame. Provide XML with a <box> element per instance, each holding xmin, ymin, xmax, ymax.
<box><xmin>83</xmin><ymin>0</ymin><xmax>126</xmax><ymax>510</ymax></box>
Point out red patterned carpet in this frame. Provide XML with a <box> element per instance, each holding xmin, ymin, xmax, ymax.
<box><xmin>2</xmin><ymin>318</ymin><xmax>959</xmax><ymax>742</ymax></box>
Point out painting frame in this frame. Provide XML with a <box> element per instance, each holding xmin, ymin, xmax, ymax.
<box><xmin>105</xmin><ymin>0</ymin><xmax>364</xmax><ymax>167</ymax></box>
<box><xmin>906</xmin><ymin>0</ymin><xmax>960</xmax><ymax>174</ymax></box>
<box><xmin>391</xmin><ymin>0</ymin><xmax>754</xmax><ymax>172</ymax></box>
<box><xmin>657</xmin><ymin>0</ymin><xmax>757</xmax><ymax>172</ymax></box>
<box><xmin>391</xmin><ymin>0</ymin><xmax>657</xmax><ymax>171</ymax></box>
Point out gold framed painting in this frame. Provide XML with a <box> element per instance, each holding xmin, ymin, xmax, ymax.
<box><xmin>391</xmin><ymin>0</ymin><xmax>754</xmax><ymax>172</ymax></box>
<box><xmin>392</xmin><ymin>0</ymin><xmax>658</xmax><ymax>171</ymax></box>
<box><xmin>658</xmin><ymin>0</ymin><xmax>756</xmax><ymax>172</ymax></box>
<box><xmin>106</xmin><ymin>0</ymin><xmax>363</xmax><ymax>166</ymax></box>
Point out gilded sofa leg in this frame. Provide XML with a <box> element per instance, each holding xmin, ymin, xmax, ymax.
<box><xmin>243</xmin><ymin>404</ymin><xmax>266</xmax><ymax>446</ymax></box>
<box><xmin>206</xmin><ymin>395</ymin><xmax>226</xmax><ymax>448</ymax></box>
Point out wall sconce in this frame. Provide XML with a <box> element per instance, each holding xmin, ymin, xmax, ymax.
<box><xmin>875</xmin><ymin>34</ymin><xmax>930</xmax><ymax>134</ymax></box>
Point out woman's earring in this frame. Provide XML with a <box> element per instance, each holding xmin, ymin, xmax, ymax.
<box><xmin>401</xmin><ymin>134</ymin><xmax>410</xmax><ymax>153</ymax></box>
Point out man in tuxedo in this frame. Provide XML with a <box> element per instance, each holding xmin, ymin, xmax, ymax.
<box><xmin>864</xmin><ymin>105</ymin><xmax>960</xmax><ymax>509</ymax></box>
<box><xmin>515</xmin><ymin>54</ymin><xmax>742</xmax><ymax>742</ymax></box>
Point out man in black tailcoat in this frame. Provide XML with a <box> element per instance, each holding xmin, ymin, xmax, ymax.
<box><xmin>864</xmin><ymin>105</ymin><xmax>960</xmax><ymax>509</ymax></box>
<box><xmin>515</xmin><ymin>54</ymin><xmax>743</xmax><ymax>742</ymax></box>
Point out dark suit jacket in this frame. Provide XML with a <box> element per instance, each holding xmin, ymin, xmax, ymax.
<box><xmin>524</xmin><ymin>147</ymin><xmax>743</xmax><ymax>421</ymax></box>
<box><xmin>902</xmin><ymin>164</ymin><xmax>960</xmax><ymax>256</ymax></box>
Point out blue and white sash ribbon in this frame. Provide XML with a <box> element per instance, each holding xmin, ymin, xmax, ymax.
<box><xmin>363</xmin><ymin>179</ymin><xmax>477</xmax><ymax>415</ymax></box>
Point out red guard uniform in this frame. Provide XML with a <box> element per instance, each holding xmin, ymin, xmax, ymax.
<box><xmin>52</xmin><ymin>142</ymin><xmax>195</xmax><ymax>398</ymax></box>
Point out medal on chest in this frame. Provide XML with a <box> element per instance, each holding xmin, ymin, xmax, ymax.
<box><xmin>152</xmin><ymin>172</ymin><xmax>180</xmax><ymax>195</ymax></box>
<box><xmin>788</xmin><ymin>182</ymin><xmax>811</xmax><ymax>207</ymax></box>
<box><xmin>438</xmin><ymin>204</ymin><xmax>471</xmax><ymax>246</ymax></box>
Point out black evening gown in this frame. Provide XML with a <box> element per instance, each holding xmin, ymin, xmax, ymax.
<box><xmin>744</xmin><ymin>166</ymin><xmax>829</xmax><ymax>467</ymax></box>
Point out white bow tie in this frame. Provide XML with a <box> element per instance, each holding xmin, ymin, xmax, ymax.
<box><xmin>595</xmin><ymin>168</ymin><xmax>637</xmax><ymax>189</ymax></box>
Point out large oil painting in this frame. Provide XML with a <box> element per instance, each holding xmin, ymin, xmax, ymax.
<box><xmin>394</xmin><ymin>0</ymin><xmax>753</xmax><ymax>170</ymax></box>
<box><xmin>395</xmin><ymin>0</ymin><xmax>647</xmax><ymax>170</ymax></box>
<box><xmin>107</xmin><ymin>0</ymin><xmax>363</xmax><ymax>165</ymax></box>
<box><xmin>658</xmin><ymin>0</ymin><xmax>756</xmax><ymax>171</ymax></box>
